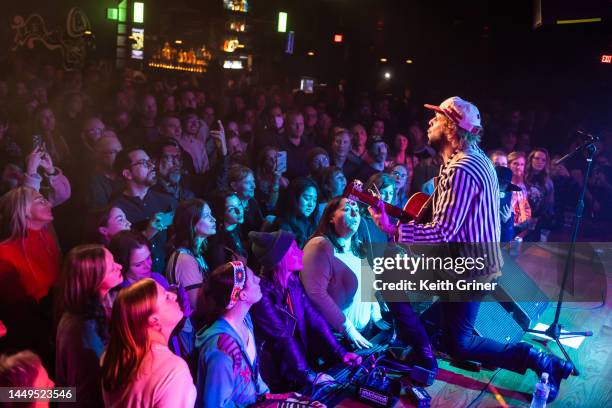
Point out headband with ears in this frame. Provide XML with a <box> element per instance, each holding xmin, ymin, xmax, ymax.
<box><xmin>226</xmin><ymin>261</ymin><xmax>246</xmax><ymax>310</ymax></box>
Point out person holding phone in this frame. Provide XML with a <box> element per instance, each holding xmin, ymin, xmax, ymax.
<box><xmin>21</xmin><ymin>144</ymin><xmax>71</xmax><ymax>207</ymax></box>
<box><xmin>255</xmin><ymin>146</ymin><xmax>289</xmax><ymax>214</ymax></box>
<box><xmin>112</xmin><ymin>147</ymin><xmax>177</xmax><ymax>273</ymax></box>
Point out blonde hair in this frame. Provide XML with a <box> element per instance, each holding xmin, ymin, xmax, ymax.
<box><xmin>0</xmin><ymin>187</ymin><xmax>38</xmax><ymax>243</ymax></box>
<box><xmin>507</xmin><ymin>151</ymin><xmax>526</xmax><ymax>164</ymax></box>
<box><xmin>439</xmin><ymin>115</ymin><xmax>481</xmax><ymax>149</ymax></box>
<box><xmin>101</xmin><ymin>278</ymin><xmax>158</xmax><ymax>392</ymax></box>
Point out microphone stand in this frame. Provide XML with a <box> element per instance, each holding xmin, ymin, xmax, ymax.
<box><xmin>525</xmin><ymin>135</ymin><xmax>596</xmax><ymax>376</ymax></box>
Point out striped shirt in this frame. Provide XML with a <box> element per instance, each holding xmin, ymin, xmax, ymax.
<box><xmin>398</xmin><ymin>145</ymin><xmax>503</xmax><ymax>278</ymax></box>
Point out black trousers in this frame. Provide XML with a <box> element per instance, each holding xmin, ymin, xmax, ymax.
<box><xmin>390</xmin><ymin>299</ymin><xmax>532</xmax><ymax>373</ymax></box>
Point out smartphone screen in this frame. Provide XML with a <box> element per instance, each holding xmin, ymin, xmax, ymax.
<box><xmin>159</xmin><ymin>211</ymin><xmax>174</xmax><ymax>228</ymax></box>
<box><xmin>32</xmin><ymin>134</ymin><xmax>43</xmax><ymax>149</ymax></box>
<box><xmin>276</xmin><ymin>151</ymin><xmax>287</xmax><ymax>174</ymax></box>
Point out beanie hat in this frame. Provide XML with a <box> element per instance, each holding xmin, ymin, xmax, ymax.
<box><xmin>248</xmin><ymin>230</ymin><xmax>295</xmax><ymax>270</ymax></box>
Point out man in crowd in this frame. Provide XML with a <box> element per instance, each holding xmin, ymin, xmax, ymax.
<box><xmin>112</xmin><ymin>147</ymin><xmax>177</xmax><ymax>272</ymax></box>
<box><xmin>153</xmin><ymin>138</ymin><xmax>195</xmax><ymax>202</ymax></box>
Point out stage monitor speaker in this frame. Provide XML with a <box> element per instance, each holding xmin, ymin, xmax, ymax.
<box><xmin>420</xmin><ymin>298</ymin><xmax>525</xmax><ymax>348</ymax></box>
<box><xmin>419</xmin><ymin>257</ymin><xmax>548</xmax><ymax>346</ymax></box>
<box><xmin>493</xmin><ymin>255</ymin><xmax>549</xmax><ymax>331</ymax></box>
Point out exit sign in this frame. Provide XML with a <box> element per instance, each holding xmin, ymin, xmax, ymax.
<box><xmin>602</xmin><ymin>55</ymin><xmax>612</xmax><ymax>63</ymax></box>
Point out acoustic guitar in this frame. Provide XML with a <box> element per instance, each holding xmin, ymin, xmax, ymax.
<box><xmin>343</xmin><ymin>179</ymin><xmax>430</xmax><ymax>223</ymax></box>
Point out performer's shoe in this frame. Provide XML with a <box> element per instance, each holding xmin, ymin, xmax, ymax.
<box><xmin>387</xmin><ymin>345</ymin><xmax>438</xmax><ymax>386</ymax></box>
<box><xmin>527</xmin><ymin>348</ymin><xmax>574</xmax><ymax>403</ymax></box>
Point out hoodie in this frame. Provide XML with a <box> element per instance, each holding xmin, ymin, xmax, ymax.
<box><xmin>195</xmin><ymin>314</ymin><xmax>269</xmax><ymax>407</ymax></box>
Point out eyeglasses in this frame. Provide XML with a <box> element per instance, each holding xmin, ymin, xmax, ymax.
<box><xmin>130</xmin><ymin>159</ymin><xmax>156</xmax><ymax>169</ymax></box>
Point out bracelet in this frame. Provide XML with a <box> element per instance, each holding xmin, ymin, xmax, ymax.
<box><xmin>44</xmin><ymin>168</ymin><xmax>59</xmax><ymax>177</ymax></box>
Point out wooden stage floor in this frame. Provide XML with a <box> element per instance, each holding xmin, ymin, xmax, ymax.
<box><xmin>333</xmin><ymin>247</ymin><xmax>612</xmax><ymax>408</ymax></box>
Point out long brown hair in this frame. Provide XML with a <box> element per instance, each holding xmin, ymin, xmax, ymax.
<box><xmin>170</xmin><ymin>199</ymin><xmax>210</xmax><ymax>255</ymax></box>
<box><xmin>101</xmin><ymin>278</ymin><xmax>158</xmax><ymax>392</ymax></box>
<box><xmin>61</xmin><ymin>244</ymin><xmax>108</xmax><ymax>316</ymax></box>
<box><xmin>310</xmin><ymin>197</ymin><xmax>363</xmax><ymax>257</ymax></box>
<box><xmin>526</xmin><ymin>148</ymin><xmax>551</xmax><ymax>186</ymax></box>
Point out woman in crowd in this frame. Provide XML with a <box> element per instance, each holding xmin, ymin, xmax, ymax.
<box><xmin>207</xmin><ymin>191</ymin><xmax>249</xmax><ymax>269</ymax></box>
<box><xmin>254</xmin><ymin>147</ymin><xmax>288</xmax><ymax>215</ymax></box>
<box><xmin>387</xmin><ymin>163</ymin><xmax>410</xmax><ymax>208</ymax></box>
<box><xmin>358</xmin><ymin>173</ymin><xmax>395</xmax><ymax>264</ymax></box>
<box><xmin>525</xmin><ymin>148</ymin><xmax>555</xmax><ymax>240</ymax></box>
<box><xmin>229</xmin><ymin>164</ymin><xmax>266</xmax><ymax>234</ymax></box>
<box><xmin>508</xmin><ymin>151</ymin><xmax>532</xmax><ymax>235</ymax></box>
<box><xmin>195</xmin><ymin>261</ymin><xmax>269</xmax><ymax>407</ymax></box>
<box><xmin>249</xmin><ymin>230</ymin><xmax>361</xmax><ymax>391</ymax></box>
<box><xmin>276</xmin><ymin>177</ymin><xmax>319</xmax><ymax>249</ymax></box>
<box><xmin>33</xmin><ymin>105</ymin><xmax>72</xmax><ymax>168</ymax></box>
<box><xmin>85</xmin><ymin>205</ymin><xmax>131</xmax><ymax>245</ymax></box>
<box><xmin>166</xmin><ymin>199</ymin><xmax>216</xmax><ymax>310</ymax></box>
<box><xmin>0</xmin><ymin>350</ymin><xmax>55</xmax><ymax>408</ymax></box>
<box><xmin>55</xmin><ymin>244</ymin><xmax>123</xmax><ymax>407</ymax></box>
<box><xmin>0</xmin><ymin>186</ymin><xmax>59</xmax><ymax>305</ymax></box>
<box><xmin>490</xmin><ymin>150</ymin><xmax>508</xmax><ymax>167</ymax></box>
<box><xmin>314</xmin><ymin>166</ymin><xmax>347</xmax><ymax>224</ymax></box>
<box><xmin>390</xmin><ymin>132</ymin><xmax>418</xmax><ymax>189</ymax></box>
<box><xmin>306</xmin><ymin>147</ymin><xmax>330</xmax><ymax>178</ymax></box>
<box><xmin>108</xmin><ymin>230</ymin><xmax>168</xmax><ymax>288</ymax></box>
<box><xmin>302</xmin><ymin>197</ymin><xmax>389</xmax><ymax>350</ymax></box>
<box><xmin>0</xmin><ymin>186</ymin><xmax>59</xmax><ymax>364</ymax></box>
<box><xmin>101</xmin><ymin>278</ymin><xmax>196</xmax><ymax>407</ymax></box>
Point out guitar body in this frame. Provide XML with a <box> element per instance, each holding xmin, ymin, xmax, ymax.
<box><xmin>403</xmin><ymin>192</ymin><xmax>430</xmax><ymax>221</ymax></box>
<box><xmin>343</xmin><ymin>180</ymin><xmax>430</xmax><ymax>223</ymax></box>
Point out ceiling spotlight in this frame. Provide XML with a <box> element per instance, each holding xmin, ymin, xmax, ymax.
<box><xmin>307</xmin><ymin>51</ymin><xmax>315</xmax><ymax>56</ymax></box>
<box><xmin>380</xmin><ymin>57</ymin><xmax>388</xmax><ymax>63</ymax></box>
<box><xmin>405</xmin><ymin>59</ymin><xmax>413</xmax><ymax>64</ymax></box>
<box><xmin>175</xmin><ymin>40</ymin><xmax>183</xmax><ymax>44</ymax></box>
<box><xmin>384</xmin><ymin>71</ymin><xmax>391</xmax><ymax>79</ymax></box>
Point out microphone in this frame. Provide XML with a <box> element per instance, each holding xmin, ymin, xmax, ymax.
<box><xmin>576</xmin><ymin>130</ymin><xmax>599</xmax><ymax>142</ymax></box>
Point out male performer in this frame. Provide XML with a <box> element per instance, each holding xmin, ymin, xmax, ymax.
<box><xmin>369</xmin><ymin>97</ymin><xmax>573</xmax><ymax>402</ymax></box>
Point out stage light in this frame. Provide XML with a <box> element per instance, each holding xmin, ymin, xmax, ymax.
<box><xmin>106</xmin><ymin>8</ymin><xmax>118</xmax><ymax>21</ymax></box>
<box><xmin>405</xmin><ymin>59</ymin><xmax>413</xmax><ymax>64</ymax></box>
<box><xmin>175</xmin><ymin>40</ymin><xmax>183</xmax><ymax>44</ymax></box>
<box><xmin>334</xmin><ymin>34</ymin><xmax>343</xmax><ymax>43</ymax></box>
<box><xmin>278</xmin><ymin>12</ymin><xmax>287</xmax><ymax>33</ymax></box>
<box><xmin>307</xmin><ymin>51</ymin><xmax>315</xmax><ymax>56</ymax></box>
<box><xmin>380</xmin><ymin>58</ymin><xmax>387</xmax><ymax>63</ymax></box>
<box><xmin>384</xmin><ymin>72</ymin><xmax>391</xmax><ymax>79</ymax></box>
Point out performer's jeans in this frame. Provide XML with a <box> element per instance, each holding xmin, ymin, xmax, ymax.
<box><xmin>438</xmin><ymin>300</ymin><xmax>532</xmax><ymax>373</ymax></box>
<box><xmin>390</xmin><ymin>298</ymin><xmax>532</xmax><ymax>374</ymax></box>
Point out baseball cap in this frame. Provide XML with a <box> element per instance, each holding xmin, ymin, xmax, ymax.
<box><xmin>495</xmin><ymin>165</ymin><xmax>521</xmax><ymax>192</ymax></box>
<box><xmin>424</xmin><ymin>96</ymin><xmax>482</xmax><ymax>133</ymax></box>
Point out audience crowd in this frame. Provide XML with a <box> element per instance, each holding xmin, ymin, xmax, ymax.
<box><xmin>1</xmin><ymin>60</ymin><xmax>611</xmax><ymax>407</ymax></box>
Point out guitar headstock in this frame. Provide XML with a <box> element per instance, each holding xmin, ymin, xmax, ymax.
<box><xmin>344</xmin><ymin>179</ymin><xmax>364</xmax><ymax>202</ymax></box>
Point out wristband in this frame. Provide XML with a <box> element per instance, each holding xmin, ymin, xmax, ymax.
<box><xmin>44</xmin><ymin>167</ymin><xmax>59</xmax><ymax>177</ymax></box>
